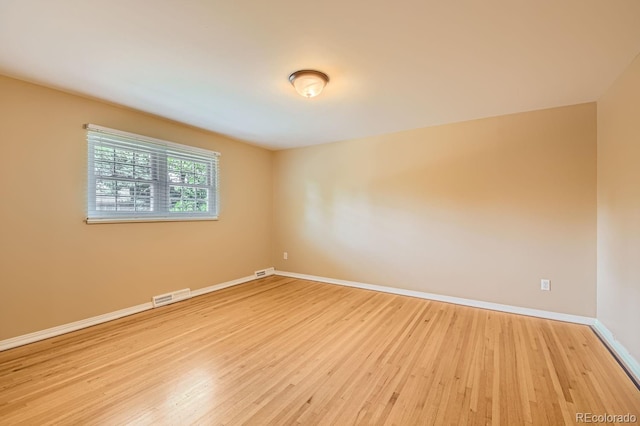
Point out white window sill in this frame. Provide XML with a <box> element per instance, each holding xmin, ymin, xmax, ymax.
<box><xmin>86</xmin><ymin>216</ymin><xmax>219</xmax><ymax>224</ymax></box>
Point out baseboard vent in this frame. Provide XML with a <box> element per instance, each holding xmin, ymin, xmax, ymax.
<box><xmin>255</xmin><ymin>267</ymin><xmax>275</xmax><ymax>279</ymax></box>
<box><xmin>152</xmin><ymin>288</ymin><xmax>191</xmax><ymax>308</ymax></box>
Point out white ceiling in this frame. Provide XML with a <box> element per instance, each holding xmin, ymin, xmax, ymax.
<box><xmin>1</xmin><ymin>1</ymin><xmax>639</xmax><ymax>150</ymax></box>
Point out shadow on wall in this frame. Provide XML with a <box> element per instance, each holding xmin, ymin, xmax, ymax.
<box><xmin>278</xmin><ymin>106</ymin><xmax>596</xmax><ymax>315</ymax></box>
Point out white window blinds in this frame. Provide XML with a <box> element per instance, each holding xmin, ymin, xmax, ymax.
<box><xmin>86</xmin><ymin>124</ymin><xmax>220</xmax><ymax>223</ymax></box>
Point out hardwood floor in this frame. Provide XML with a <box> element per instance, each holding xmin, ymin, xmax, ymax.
<box><xmin>0</xmin><ymin>276</ymin><xmax>638</xmax><ymax>425</ymax></box>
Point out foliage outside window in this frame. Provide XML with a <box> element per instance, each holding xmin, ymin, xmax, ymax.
<box><xmin>86</xmin><ymin>124</ymin><xmax>219</xmax><ymax>223</ymax></box>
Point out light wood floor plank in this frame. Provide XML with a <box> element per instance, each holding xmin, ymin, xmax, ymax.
<box><xmin>0</xmin><ymin>276</ymin><xmax>638</xmax><ymax>425</ymax></box>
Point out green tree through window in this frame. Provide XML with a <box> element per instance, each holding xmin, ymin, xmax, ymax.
<box><xmin>86</xmin><ymin>125</ymin><xmax>219</xmax><ymax>222</ymax></box>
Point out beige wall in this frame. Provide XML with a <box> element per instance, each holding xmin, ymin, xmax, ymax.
<box><xmin>273</xmin><ymin>104</ymin><xmax>597</xmax><ymax>316</ymax></box>
<box><xmin>0</xmin><ymin>75</ymin><xmax>273</xmax><ymax>340</ymax></box>
<box><xmin>597</xmin><ymin>54</ymin><xmax>640</xmax><ymax>362</ymax></box>
<box><xmin>0</xmin><ymin>73</ymin><xmax>604</xmax><ymax>341</ymax></box>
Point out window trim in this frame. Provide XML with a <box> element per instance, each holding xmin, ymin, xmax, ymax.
<box><xmin>86</xmin><ymin>216</ymin><xmax>217</xmax><ymax>224</ymax></box>
<box><xmin>85</xmin><ymin>124</ymin><xmax>220</xmax><ymax>224</ymax></box>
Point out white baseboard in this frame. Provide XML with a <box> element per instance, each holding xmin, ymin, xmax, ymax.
<box><xmin>592</xmin><ymin>320</ymin><xmax>640</xmax><ymax>384</ymax></box>
<box><xmin>275</xmin><ymin>270</ymin><xmax>596</xmax><ymax>325</ymax></box>
<box><xmin>0</xmin><ymin>272</ymin><xmax>265</xmax><ymax>352</ymax></box>
<box><xmin>190</xmin><ymin>274</ymin><xmax>258</xmax><ymax>297</ymax></box>
<box><xmin>0</xmin><ymin>302</ymin><xmax>152</xmax><ymax>352</ymax></box>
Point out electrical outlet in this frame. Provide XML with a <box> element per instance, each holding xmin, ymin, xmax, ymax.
<box><xmin>283</xmin><ymin>252</ymin><xmax>288</xmax><ymax>260</ymax></box>
<box><xmin>541</xmin><ymin>279</ymin><xmax>550</xmax><ymax>291</ymax></box>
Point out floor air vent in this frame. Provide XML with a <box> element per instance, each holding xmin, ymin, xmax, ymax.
<box><xmin>152</xmin><ymin>288</ymin><xmax>191</xmax><ymax>308</ymax></box>
<box><xmin>255</xmin><ymin>267</ymin><xmax>275</xmax><ymax>279</ymax></box>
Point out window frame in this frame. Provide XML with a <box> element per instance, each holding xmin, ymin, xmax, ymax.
<box><xmin>85</xmin><ymin>124</ymin><xmax>220</xmax><ymax>224</ymax></box>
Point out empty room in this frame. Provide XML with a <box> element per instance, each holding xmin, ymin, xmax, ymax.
<box><xmin>1</xmin><ymin>0</ymin><xmax>639</xmax><ymax>424</ymax></box>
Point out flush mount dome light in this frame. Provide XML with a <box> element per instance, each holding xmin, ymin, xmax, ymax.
<box><xmin>288</xmin><ymin>70</ymin><xmax>329</xmax><ymax>98</ymax></box>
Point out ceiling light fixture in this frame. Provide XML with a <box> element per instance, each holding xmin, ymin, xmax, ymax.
<box><xmin>288</xmin><ymin>70</ymin><xmax>329</xmax><ymax>98</ymax></box>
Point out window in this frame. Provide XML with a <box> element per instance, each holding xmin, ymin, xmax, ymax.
<box><xmin>86</xmin><ymin>124</ymin><xmax>219</xmax><ymax>223</ymax></box>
